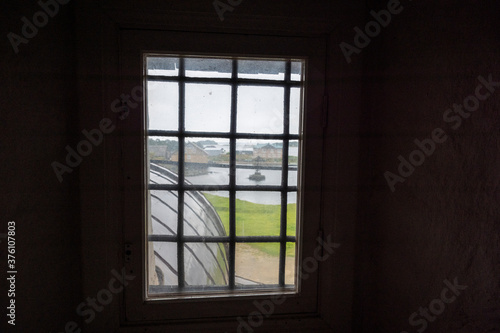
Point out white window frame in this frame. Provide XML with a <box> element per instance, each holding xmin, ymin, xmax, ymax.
<box><xmin>144</xmin><ymin>53</ymin><xmax>306</xmax><ymax>297</ymax></box>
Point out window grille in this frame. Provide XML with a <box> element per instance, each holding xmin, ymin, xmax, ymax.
<box><xmin>145</xmin><ymin>55</ymin><xmax>305</xmax><ymax>296</ymax></box>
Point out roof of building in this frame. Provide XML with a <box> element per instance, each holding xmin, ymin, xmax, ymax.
<box><xmin>255</xmin><ymin>143</ymin><xmax>282</xmax><ymax>150</ymax></box>
<box><xmin>172</xmin><ymin>142</ymin><xmax>209</xmax><ymax>156</ymax></box>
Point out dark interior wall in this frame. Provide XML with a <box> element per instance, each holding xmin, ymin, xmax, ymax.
<box><xmin>0</xmin><ymin>1</ymin><xmax>82</xmax><ymax>332</ymax></box>
<box><xmin>2</xmin><ymin>0</ymin><xmax>499</xmax><ymax>332</ymax></box>
<box><xmin>357</xmin><ymin>0</ymin><xmax>500</xmax><ymax>332</ymax></box>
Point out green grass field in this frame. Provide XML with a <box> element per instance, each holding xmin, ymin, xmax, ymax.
<box><xmin>203</xmin><ymin>193</ymin><xmax>297</xmax><ymax>257</ymax></box>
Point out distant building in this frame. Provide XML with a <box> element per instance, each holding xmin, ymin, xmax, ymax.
<box><xmin>171</xmin><ymin>142</ymin><xmax>209</xmax><ymax>164</ymax></box>
<box><xmin>204</xmin><ymin>146</ymin><xmax>226</xmax><ymax>156</ymax></box>
<box><xmin>254</xmin><ymin>143</ymin><xmax>282</xmax><ymax>159</ymax></box>
<box><xmin>236</xmin><ymin>144</ymin><xmax>254</xmax><ymax>155</ymax></box>
<box><xmin>149</xmin><ymin>145</ymin><xmax>172</xmax><ymax>160</ymax></box>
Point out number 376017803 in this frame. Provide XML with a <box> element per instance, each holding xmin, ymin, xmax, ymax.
<box><xmin>7</xmin><ymin>221</ymin><xmax>16</xmax><ymax>269</ymax></box>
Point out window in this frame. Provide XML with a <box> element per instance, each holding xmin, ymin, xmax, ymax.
<box><xmin>145</xmin><ymin>55</ymin><xmax>305</xmax><ymax>297</ymax></box>
<box><xmin>118</xmin><ymin>30</ymin><xmax>326</xmax><ymax>326</ymax></box>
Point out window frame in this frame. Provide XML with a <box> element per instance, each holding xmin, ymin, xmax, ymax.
<box><xmin>145</xmin><ymin>54</ymin><xmax>305</xmax><ymax>296</ymax></box>
<box><xmin>119</xmin><ymin>30</ymin><xmax>327</xmax><ymax>326</ymax></box>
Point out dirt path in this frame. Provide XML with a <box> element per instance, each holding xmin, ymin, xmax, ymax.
<box><xmin>235</xmin><ymin>244</ymin><xmax>295</xmax><ymax>285</ymax></box>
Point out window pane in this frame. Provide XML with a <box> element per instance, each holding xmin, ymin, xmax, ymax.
<box><xmin>285</xmin><ymin>192</ymin><xmax>297</xmax><ymax>286</ymax></box>
<box><xmin>150</xmin><ymin>214</ymin><xmax>175</xmax><ymax>236</ymax></box>
<box><xmin>183</xmin><ymin>140</ymin><xmax>209</xmax><ymax>176</ymax></box>
<box><xmin>235</xmin><ymin>193</ymin><xmax>281</xmax><ymax>236</ymax></box>
<box><xmin>184</xmin><ymin>138</ymin><xmax>229</xmax><ymax>185</ymax></box>
<box><xmin>184</xmin><ymin>191</ymin><xmax>228</xmax><ymax>237</ymax></box>
<box><xmin>236</xmin><ymin>139</ymin><xmax>282</xmax><ymax>186</ymax></box>
<box><xmin>147</xmin><ymin>81</ymin><xmax>178</xmax><ymax>131</ymax></box>
<box><xmin>290</xmin><ymin>61</ymin><xmax>303</xmax><ymax>82</ymax></box>
<box><xmin>290</xmin><ymin>87</ymin><xmax>302</xmax><ymax>135</ymax></box>
<box><xmin>184</xmin><ymin>243</ymin><xmax>229</xmax><ymax>287</ymax></box>
<box><xmin>147</xmin><ymin>57</ymin><xmax>180</xmax><ymax>77</ymax></box>
<box><xmin>148</xmin><ymin>137</ymin><xmax>178</xmax><ymax>184</ymax></box>
<box><xmin>185</xmin><ymin>58</ymin><xmax>232</xmax><ymax>78</ymax></box>
<box><xmin>149</xmin><ymin>242</ymin><xmax>178</xmax><ymax>288</ymax></box>
<box><xmin>149</xmin><ymin>190</ymin><xmax>178</xmax><ymax>236</ymax></box>
<box><xmin>238</xmin><ymin>59</ymin><xmax>285</xmax><ymax>81</ymax></box>
<box><xmin>288</xmin><ymin>140</ymin><xmax>299</xmax><ymax>187</ymax></box>
<box><xmin>237</xmin><ymin>86</ymin><xmax>284</xmax><ymax>134</ymax></box>
<box><xmin>202</xmin><ymin>192</ymin><xmax>229</xmax><ymax>235</ymax></box>
<box><xmin>185</xmin><ymin>83</ymin><xmax>231</xmax><ymax>133</ymax></box>
<box><xmin>285</xmin><ymin>250</ymin><xmax>296</xmax><ymax>285</ymax></box>
<box><xmin>286</xmin><ymin>191</ymin><xmax>297</xmax><ymax>235</ymax></box>
<box><xmin>235</xmin><ymin>243</ymin><xmax>279</xmax><ymax>285</ymax></box>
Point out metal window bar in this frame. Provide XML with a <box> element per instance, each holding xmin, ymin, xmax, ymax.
<box><xmin>149</xmin><ymin>235</ymin><xmax>297</xmax><ymax>243</ymax></box>
<box><xmin>279</xmin><ymin>61</ymin><xmax>292</xmax><ymax>286</ymax></box>
<box><xmin>148</xmin><ymin>130</ymin><xmax>299</xmax><ymax>140</ymax></box>
<box><xmin>149</xmin><ymin>184</ymin><xmax>298</xmax><ymax>192</ymax></box>
<box><xmin>151</xmin><ymin>160</ymin><xmax>298</xmax><ymax>171</ymax></box>
<box><xmin>147</xmin><ymin>75</ymin><xmax>302</xmax><ymax>87</ymax></box>
<box><xmin>147</xmin><ymin>55</ymin><xmax>301</xmax><ymax>293</ymax></box>
<box><xmin>177</xmin><ymin>57</ymin><xmax>186</xmax><ymax>289</ymax></box>
<box><xmin>228</xmin><ymin>58</ymin><xmax>238</xmax><ymax>289</ymax></box>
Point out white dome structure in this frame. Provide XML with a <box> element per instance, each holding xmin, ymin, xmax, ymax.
<box><xmin>148</xmin><ymin>163</ymin><xmax>229</xmax><ymax>290</ymax></box>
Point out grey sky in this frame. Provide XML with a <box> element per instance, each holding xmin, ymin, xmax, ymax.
<box><xmin>146</xmin><ymin>57</ymin><xmax>303</xmax><ymax>139</ymax></box>
<box><xmin>147</xmin><ymin>75</ymin><xmax>302</xmax><ymax>136</ymax></box>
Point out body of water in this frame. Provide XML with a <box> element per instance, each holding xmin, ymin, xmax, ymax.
<box><xmin>186</xmin><ymin>167</ymin><xmax>298</xmax><ymax>205</ymax></box>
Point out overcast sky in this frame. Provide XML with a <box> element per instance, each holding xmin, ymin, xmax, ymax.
<box><xmin>147</xmin><ymin>64</ymin><xmax>303</xmax><ymax>141</ymax></box>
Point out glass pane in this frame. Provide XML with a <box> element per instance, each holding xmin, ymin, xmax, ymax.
<box><xmin>202</xmin><ymin>191</ymin><xmax>229</xmax><ymax>236</ymax></box>
<box><xmin>148</xmin><ymin>137</ymin><xmax>178</xmax><ymax>184</ymax></box>
<box><xmin>285</xmin><ymin>249</ymin><xmax>296</xmax><ymax>285</ymax></box>
<box><xmin>286</xmin><ymin>191</ymin><xmax>297</xmax><ymax>234</ymax></box>
<box><xmin>184</xmin><ymin>243</ymin><xmax>229</xmax><ymax>287</ymax></box>
<box><xmin>235</xmin><ymin>243</ymin><xmax>279</xmax><ymax>285</ymax></box>
<box><xmin>182</xmin><ymin>140</ymin><xmax>208</xmax><ymax>177</ymax></box>
<box><xmin>285</xmin><ymin>192</ymin><xmax>297</xmax><ymax>286</ymax></box>
<box><xmin>235</xmin><ymin>192</ymin><xmax>281</xmax><ymax>236</ymax></box>
<box><xmin>237</xmin><ymin>86</ymin><xmax>284</xmax><ymax>134</ymax></box>
<box><xmin>150</xmin><ymin>212</ymin><xmax>175</xmax><ymax>236</ymax></box>
<box><xmin>185</xmin><ymin>58</ymin><xmax>232</xmax><ymax>78</ymax></box>
<box><xmin>149</xmin><ymin>190</ymin><xmax>178</xmax><ymax>236</ymax></box>
<box><xmin>238</xmin><ymin>59</ymin><xmax>285</xmax><ymax>81</ymax></box>
<box><xmin>149</xmin><ymin>242</ymin><xmax>178</xmax><ymax>288</ymax></box>
<box><xmin>184</xmin><ymin>138</ymin><xmax>229</xmax><ymax>185</ymax></box>
<box><xmin>184</xmin><ymin>191</ymin><xmax>228</xmax><ymax>237</ymax></box>
<box><xmin>185</xmin><ymin>83</ymin><xmax>231</xmax><ymax>133</ymax></box>
<box><xmin>290</xmin><ymin>61</ymin><xmax>303</xmax><ymax>82</ymax></box>
<box><xmin>290</xmin><ymin>88</ymin><xmax>301</xmax><ymax>135</ymax></box>
<box><xmin>147</xmin><ymin>81</ymin><xmax>178</xmax><ymax>131</ymax></box>
<box><xmin>236</xmin><ymin>139</ymin><xmax>282</xmax><ymax>186</ymax></box>
<box><xmin>147</xmin><ymin>57</ymin><xmax>179</xmax><ymax>77</ymax></box>
<box><xmin>288</xmin><ymin>140</ymin><xmax>299</xmax><ymax>187</ymax></box>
